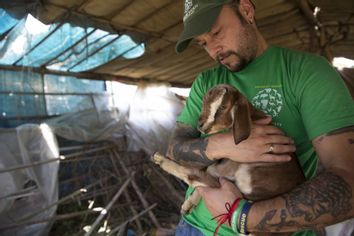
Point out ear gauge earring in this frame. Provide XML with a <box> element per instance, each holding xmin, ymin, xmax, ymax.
<box><xmin>243</xmin><ymin>11</ymin><xmax>253</xmax><ymax>24</ymax></box>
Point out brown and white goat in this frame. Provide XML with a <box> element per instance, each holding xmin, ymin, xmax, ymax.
<box><xmin>152</xmin><ymin>84</ymin><xmax>305</xmax><ymax>215</ymax></box>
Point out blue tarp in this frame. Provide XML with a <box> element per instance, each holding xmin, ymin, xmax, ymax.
<box><xmin>0</xmin><ymin>10</ymin><xmax>145</xmax><ymax>72</ymax></box>
<box><xmin>0</xmin><ymin>9</ymin><xmax>144</xmax><ymax>127</ymax></box>
<box><xmin>0</xmin><ymin>9</ymin><xmax>19</xmax><ymax>35</ymax></box>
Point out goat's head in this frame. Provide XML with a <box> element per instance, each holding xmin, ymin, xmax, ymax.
<box><xmin>198</xmin><ymin>84</ymin><xmax>252</xmax><ymax>144</ymax></box>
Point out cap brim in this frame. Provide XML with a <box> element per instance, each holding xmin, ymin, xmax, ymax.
<box><xmin>175</xmin><ymin>5</ymin><xmax>224</xmax><ymax>53</ymax></box>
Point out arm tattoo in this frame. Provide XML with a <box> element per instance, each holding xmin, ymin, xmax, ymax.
<box><xmin>255</xmin><ymin>172</ymin><xmax>352</xmax><ymax>232</ymax></box>
<box><xmin>168</xmin><ymin>123</ymin><xmax>214</xmax><ymax>167</ymax></box>
<box><xmin>284</xmin><ymin>172</ymin><xmax>352</xmax><ymax>221</ymax></box>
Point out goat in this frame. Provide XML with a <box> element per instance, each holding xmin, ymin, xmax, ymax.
<box><xmin>152</xmin><ymin>84</ymin><xmax>305</xmax><ymax>218</ymax></box>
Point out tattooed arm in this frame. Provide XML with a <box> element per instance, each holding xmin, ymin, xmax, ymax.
<box><xmin>167</xmin><ymin>122</ymin><xmax>214</xmax><ymax>168</ymax></box>
<box><xmin>197</xmin><ymin>126</ymin><xmax>354</xmax><ymax>233</ymax></box>
<box><xmin>167</xmin><ymin>117</ymin><xmax>295</xmax><ymax>168</ymax></box>
<box><xmin>247</xmin><ymin>126</ymin><xmax>354</xmax><ymax>233</ymax></box>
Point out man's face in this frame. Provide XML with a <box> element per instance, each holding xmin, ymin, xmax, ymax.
<box><xmin>195</xmin><ymin>4</ymin><xmax>258</xmax><ymax>72</ymax></box>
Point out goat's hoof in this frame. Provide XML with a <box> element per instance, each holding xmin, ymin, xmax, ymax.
<box><xmin>180</xmin><ymin>205</ymin><xmax>196</xmax><ymax>215</ymax></box>
<box><xmin>151</xmin><ymin>152</ymin><xmax>164</xmax><ymax>165</ymax></box>
<box><xmin>180</xmin><ymin>208</ymin><xmax>189</xmax><ymax>215</ymax></box>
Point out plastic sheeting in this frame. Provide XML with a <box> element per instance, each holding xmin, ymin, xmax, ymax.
<box><xmin>46</xmin><ymin>107</ymin><xmax>126</xmax><ymax>142</ymax></box>
<box><xmin>0</xmin><ymin>82</ymin><xmax>184</xmax><ymax>235</ymax></box>
<box><xmin>126</xmin><ymin>83</ymin><xmax>185</xmax><ymax>155</ymax></box>
<box><xmin>45</xmin><ymin>82</ymin><xmax>185</xmax><ymax>155</ymax></box>
<box><xmin>44</xmin><ymin>92</ymin><xmax>125</xmax><ymax>142</ymax></box>
<box><xmin>0</xmin><ymin>124</ymin><xmax>59</xmax><ymax>236</ymax></box>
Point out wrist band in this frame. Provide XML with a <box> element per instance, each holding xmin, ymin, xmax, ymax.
<box><xmin>212</xmin><ymin>197</ymin><xmax>241</xmax><ymax>236</ymax></box>
<box><xmin>231</xmin><ymin>199</ymin><xmax>247</xmax><ymax>233</ymax></box>
<box><xmin>238</xmin><ymin>200</ymin><xmax>252</xmax><ymax>235</ymax></box>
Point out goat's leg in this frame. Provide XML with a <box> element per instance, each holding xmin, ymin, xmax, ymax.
<box><xmin>152</xmin><ymin>152</ymin><xmax>220</xmax><ymax>188</ymax></box>
<box><xmin>181</xmin><ymin>190</ymin><xmax>202</xmax><ymax>215</ymax></box>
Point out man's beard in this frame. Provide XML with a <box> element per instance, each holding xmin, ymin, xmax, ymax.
<box><xmin>217</xmin><ymin>51</ymin><xmax>250</xmax><ymax>72</ymax></box>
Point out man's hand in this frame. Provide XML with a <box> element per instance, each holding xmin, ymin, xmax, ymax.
<box><xmin>197</xmin><ymin>178</ymin><xmax>242</xmax><ymax>223</ymax></box>
<box><xmin>207</xmin><ymin>116</ymin><xmax>295</xmax><ymax>163</ymax></box>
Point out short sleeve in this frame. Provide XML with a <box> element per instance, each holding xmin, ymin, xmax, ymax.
<box><xmin>294</xmin><ymin>56</ymin><xmax>354</xmax><ymax>140</ymax></box>
<box><xmin>177</xmin><ymin>73</ymin><xmax>206</xmax><ymax>128</ymax></box>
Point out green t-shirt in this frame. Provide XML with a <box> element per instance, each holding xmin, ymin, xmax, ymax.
<box><xmin>176</xmin><ymin>45</ymin><xmax>354</xmax><ymax>236</ymax></box>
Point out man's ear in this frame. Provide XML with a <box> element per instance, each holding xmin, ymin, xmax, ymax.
<box><xmin>233</xmin><ymin>94</ymin><xmax>252</xmax><ymax>144</ymax></box>
<box><xmin>239</xmin><ymin>0</ymin><xmax>255</xmax><ymax>23</ymax></box>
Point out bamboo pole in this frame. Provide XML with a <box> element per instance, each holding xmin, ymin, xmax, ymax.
<box><xmin>59</xmin><ymin>143</ymin><xmax>101</xmax><ymax>152</ymax></box>
<box><xmin>109</xmin><ymin>152</ymin><xmax>144</xmax><ymax>234</ymax></box>
<box><xmin>0</xmin><ymin>191</ymin><xmax>38</xmax><ymax>201</ymax></box>
<box><xmin>112</xmin><ymin>149</ymin><xmax>161</xmax><ymax>228</ymax></box>
<box><xmin>0</xmin><ymin>145</ymin><xmax>115</xmax><ymax>174</ymax></box>
<box><xmin>19</xmin><ymin>176</ymin><xmax>112</xmax><ymax>222</ymax></box>
<box><xmin>0</xmin><ymin>156</ymin><xmax>64</xmax><ymax>174</ymax></box>
<box><xmin>0</xmin><ymin>186</ymin><xmax>37</xmax><ymax>200</ymax></box>
<box><xmin>64</xmin><ymin>145</ymin><xmax>115</xmax><ymax>158</ymax></box>
<box><xmin>60</xmin><ymin>154</ymin><xmax>109</xmax><ymax>163</ymax></box>
<box><xmin>84</xmin><ymin>173</ymin><xmax>135</xmax><ymax>236</ymax></box>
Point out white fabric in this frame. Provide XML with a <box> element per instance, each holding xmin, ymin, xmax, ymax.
<box><xmin>325</xmin><ymin>218</ymin><xmax>354</xmax><ymax>236</ymax></box>
<box><xmin>46</xmin><ymin>83</ymin><xmax>184</xmax><ymax>155</ymax></box>
<box><xmin>0</xmin><ymin>124</ymin><xmax>59</xmax><ymax>236</ymax></box>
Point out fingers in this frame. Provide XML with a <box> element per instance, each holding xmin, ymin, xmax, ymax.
<box><xmin>264</xmin><ymin>143</ymin><xmax>296</xmax><ymax>154</ymax></box>
<box><xmin>197</xmin><ymin>178</ymin><xmax>234</xmax><ymax>193</ymax></box>
<box><xmin>252</xmin><ymin>124</ymin><xmax>285</xmax><ymax>136</ymax></box>
<box><xmin>196</xmin><ymin>186</ymin><xmax>207</xmax><ymax>196</ymax></box>
<box><xmin>197</xmin><ymin>178</ymin><xmax>240</xmax><ymax>196</ymax></box>
<box><xmin>253</xmin><ymin>116</ymin><xmax>272</xmax><ymax>125</ymax></box>
<box><xmin>219</xmin><ymin>178</ymin><xmax>236</xmax><ymax>189</ymax></box>
<box><xmin>264</xmin><ymin>135</ymin><xmax>294</xmax><ymax>145</ymax></box>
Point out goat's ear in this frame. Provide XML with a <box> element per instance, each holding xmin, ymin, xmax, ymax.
<box><xmin>233</xmin><ymin>94</ymin><xmax>252</xmax><ymax>144</ymax></box>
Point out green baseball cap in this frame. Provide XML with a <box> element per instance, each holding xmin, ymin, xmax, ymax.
<box><xmin>176</xmin><ymin>0</ymin><xmax>233</xmax><ymax>53</ymax></box>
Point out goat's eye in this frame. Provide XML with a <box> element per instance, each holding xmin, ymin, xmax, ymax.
<box><xmin>215</xmin><ymin>109</ymin><xmax>221</xmax><ymax>117</ymax></box>
<box><xmin>215</xmin><ymin>106</ymin><xmax>225</xmax><ymax>117</ymax></box>
<box><xmin>219</xmin><ymin>105</ymin><xmax>227</xmax><ymax>110</ymax></box>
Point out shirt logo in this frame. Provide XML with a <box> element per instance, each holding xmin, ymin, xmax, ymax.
<box><xmin>252</xmin><ymin>88</ymin><xmax>283</xmax><ymax>117</ymax></box>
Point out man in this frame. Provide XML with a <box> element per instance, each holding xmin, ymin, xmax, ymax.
<box><xmin>168</xmin><ymin>0</ymin><xmax>354</xmax><ymax>235</ymax></box>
